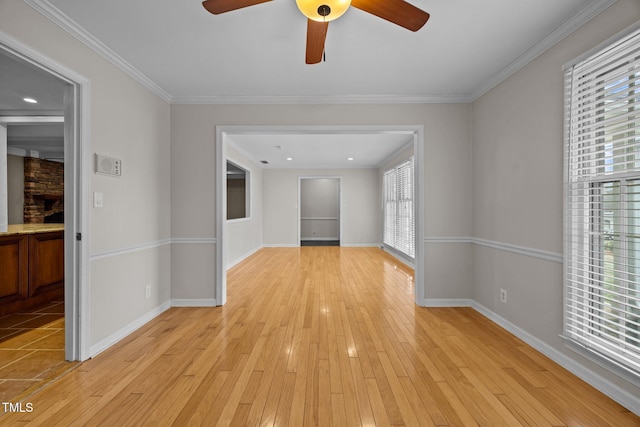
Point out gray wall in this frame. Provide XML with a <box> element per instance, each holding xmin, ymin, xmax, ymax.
<box><xmin>472</xmin><ymin>0</ymin><xmax>640</xmax><ymax>403</ymax></box>
<box><xmin>1</xmin><ymin>0</ymin><xmax>172</xmax><ymax>351</ymax></box>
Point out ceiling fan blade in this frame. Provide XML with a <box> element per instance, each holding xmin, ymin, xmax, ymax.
<box><xmin>306</xmin><ymin>19</ymin><xmax>329</xmax><ymax>64</ymax></box>
<box><xmin>351</xmin><ymin>0</ymin><xmax>429</xmax><ymax>32</ymax></box>
<box><xmin>202</xmin><ymin>0</ymin><xmax>271</xmax><ymax>15</ymax></box>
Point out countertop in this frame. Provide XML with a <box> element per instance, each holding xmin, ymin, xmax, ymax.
<box><xmin>0</xmin><ymin>224</ymin><xmax>64</xmax><ymax>236</ymax></box>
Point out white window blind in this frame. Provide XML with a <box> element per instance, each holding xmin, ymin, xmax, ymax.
<box><xmin>383</xmin><ymin>158</ymin><xmax>415</xmax><ymax>259</ymax></box>
<box><xmin>564</xmin><ymin>27</ymin><xmax>640</xmax><ymax>379</ymax></box>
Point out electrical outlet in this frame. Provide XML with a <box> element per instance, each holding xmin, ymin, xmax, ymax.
<box><xmin>500</xmin><ymin>288</ymin><xmax>507</xmax><ymax>304</ymax></box>
<box><xmin>145</xmin><ymin>285</ymin><xmax>151</xmax><ymax>299</ymax></box>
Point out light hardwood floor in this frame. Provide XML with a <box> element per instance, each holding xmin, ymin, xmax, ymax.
<box><xmin>1</xmin><ymin>247</ymin><xmax>638</xmax><ymax>425</ymax></box>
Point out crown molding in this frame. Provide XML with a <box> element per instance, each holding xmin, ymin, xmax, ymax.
<box><xmin>169</xmin><ymin>94</ymin><xmax>473</xmax><ymax>105</ymax></box>
<box><xmin>24</xmin><ymin>0</ymin><xmax>172</xmax><ymax>103</ymax></box>
<box><xmin>25</xmin><ymin>0</ymin><xmax>616</xmax><ymax>106</ymax></box>
<box><xmin>470</xmin><ymin>0</ymin><xmax>617</xmax><ymax>101</ymax></box>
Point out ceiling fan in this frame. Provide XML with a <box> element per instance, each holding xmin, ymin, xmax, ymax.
<box><xmin>201</xmin><ymin>0</ymin><xmax>430</xmax><ymax>64</ymax></box>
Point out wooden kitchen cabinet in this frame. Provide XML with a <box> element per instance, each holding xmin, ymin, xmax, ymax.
<box><xmin>0</xmin><ymin>234</ymin><xmax>29</xmax><ymax>307</ymax></box>
<box><xmin>29</xmin><ymin>231</ymin><xmax>64</xmax><ymax>297</ymax></box>
<box><xmin>0</xmin><ymin>226</ymin><xmax>64</xmax><ymax>317</ymax></box>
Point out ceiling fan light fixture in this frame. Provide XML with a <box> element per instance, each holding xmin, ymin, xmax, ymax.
<box><xmin>296</xmin><ymin>0</ymin><xmax>351</xmax><ymax>22</ymax></box>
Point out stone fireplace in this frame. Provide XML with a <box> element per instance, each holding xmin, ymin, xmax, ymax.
<box><xmin>23</xmin><ymin>157</ymin><xmax>64</xmax><ymax>224</ymax></box>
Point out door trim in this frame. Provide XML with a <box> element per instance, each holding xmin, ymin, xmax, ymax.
<box><xmin>216</xmin><ymin>125</ymin><xmax>425</xmax><ymax>306</ymax></box>
<box><xmin>0</xmin><ymin>31</ymin><xmax>91</xmax><ymax>360</ymax></box>
<box><xmin>298</xmin><ymin>176</ymin><xmax>342</xmax><ymax>245</ymax></box>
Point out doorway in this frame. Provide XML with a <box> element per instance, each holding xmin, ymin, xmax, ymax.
<box><xmin>0</xmin><ymin>35</ymin><xmax>89</xmax><ymax>361</ymax></box>
<box><xmin>299</xmin><ymin>177</ymin><xmax>341</xmax><ymax>246</ymax></box>
<box><xmin>217</xmin><ymin>125</ymin><xmax>425</xmax><ymax>306</ymax></box>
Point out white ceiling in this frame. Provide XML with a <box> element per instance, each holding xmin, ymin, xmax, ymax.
<box><xmin>0</xmin><ymin>50</ymin><xmax>66</xmax><ymax>161</ymax></box>
<box><xmin>0</xmin><ymin>50</ymin><xmax>66</xmax><ymax>116</ymax></box>
<box><xmin>41</xmin><ymin>0</ymin><xmax>607</xmax><ymax>102</ymax></box>
<box><xmin>37</xmin><ymin>0</ymin><xmax>603</xmax><ymax>101</ymax></box>
<box><xmin>227</xmin><ymin>131</ymin><xmax>414</xmax><ymax>169</ymax></box>
<box><xmin>1</xmin><ymin>0</ymin><xmax>614</xmax><ymax>166</ymax></box>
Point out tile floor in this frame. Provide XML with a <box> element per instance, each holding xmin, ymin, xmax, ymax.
<box><xmin>0</xmin><ymin>301</ymin><xmax>74</xmax><ymax>402</ymax></box>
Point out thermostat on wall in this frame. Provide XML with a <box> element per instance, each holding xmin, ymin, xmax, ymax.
<box><xmin>95</xmin><ymin>154</ymin><xmax>122</xmax><ymax>176</ymax></box>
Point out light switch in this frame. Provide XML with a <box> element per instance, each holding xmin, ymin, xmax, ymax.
<box><xmin>94</xmin><ymin>192</ymin><xmax>103</xmax><ymax>208</ymax></box>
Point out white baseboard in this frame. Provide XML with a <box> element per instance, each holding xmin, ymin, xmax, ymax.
<box><xmin>89</xmin><ymin>301</ymin><xmax>171</xmax><ymax>358</ymax></box>
<box><xmin>227</xmin><ymin>246</ymin><xmax>261</xmax><ymax>270</ymax></box>
<box><xmin>423</xmin><ymin>298</ymin><xmax>640</xmax><ymax>415</ymax></box>
<box><xmin>423</xmin><ymin>298</ymin><xmax>473</xmax><ymax>307</ymax></box>
<box><xmin>262</xmin><ymin>244</ymin><xmax>299</xmax><ymax>248</ymax></box>
<box><xmin>465</xmin><ymin>301</ymin><xmax>640</xmax><ymax>416</ymax></box>
<box><xmin>381</xmin><ymin>246</ymin><xmax>415</xmax><ymax>268</ymax></box>
<box><xmin>88</xmin><ymin>299</ymin><xmax>218</xmax><ymax>358</ymax></box>
<box><xmin>87</xmin><ymin>292</ymin><xmax>639</xmax><ymax>416</ymax></box>
<box><xmin>171</xmin><ymin>299</ymin><xmax>217</xmax><ymax>307</ymax></box>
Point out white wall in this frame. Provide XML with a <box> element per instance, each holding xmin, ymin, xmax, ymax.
<box><xmin>472</xmin><ymin>0</ymin><xmax>640</xmax><ymax>407</ymax></box>
<box><xmin>170</xmin><ymin>103</ymin><xmax>473</xmax><ymax>302</ymax></box>
<box><xmin>1</xmin><ymin>0</ymin><xmax>172</xmax><ymax>352</ymax></box>
<box><xmin>226</xmin><ymin>144</ymin><xmax>263</xmax><ymax>268</ymax></box>
<box><xmin>7</xmin><ymin>154</ymin><xmax>24</xmax><ymax>224</ymax></box>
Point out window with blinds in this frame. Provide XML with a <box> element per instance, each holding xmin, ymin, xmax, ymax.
<box><xmin>564</xmin><ymin>27</ymin><xmax>640</xmax><ymax>379</ymax></box>
<box><xmin>383</xmin><ymin>158</ymin><xmax>415</xmax><ymax>259</ymax></box>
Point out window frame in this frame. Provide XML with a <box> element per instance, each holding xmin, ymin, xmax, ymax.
<box><xmin>563</xmin><ymin>23</ymin><xmax>640</xmax><ymax>384</ymax></box>
<box><xmin>226</xmin><ymin>160</ymin><xmax>251</xmax><ymax>222</ymax></box>
<box><xmin>383</xmin><ymin>157</ymin><xmax>415</xmax><ymax>260</ymax></box>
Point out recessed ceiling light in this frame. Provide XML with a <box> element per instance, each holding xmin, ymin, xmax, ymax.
<box><xmin>23</xmin><ymin>97</ymin><xmax>38</xmax><ymax>104</ymax></box>
<box><xmin>347</xmin><ymin>157</ymin><xmax>354</xmax><ymax>161</ymax></box>
<box><xmin>286</xmin><ymin>157</ymin><xmax>293</xmax><ymax>161</ymax></box>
